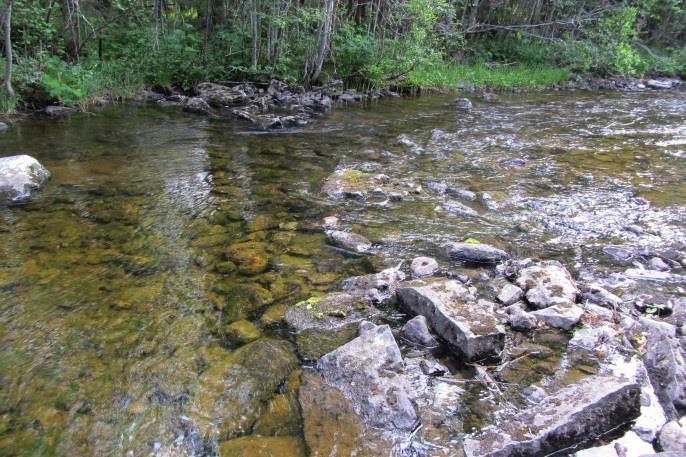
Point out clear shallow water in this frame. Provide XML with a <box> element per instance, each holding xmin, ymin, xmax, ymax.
<box><xmin>0</xmin><ymin>91</ymin><xmax>685</xmax><ymax>456</ymax></box>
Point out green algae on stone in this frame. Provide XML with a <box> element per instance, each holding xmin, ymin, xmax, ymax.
<box><xmin>225</xmin><ymin>241</ymin><xmax>271</xmax><ymax>275</ymax></box>
<box><xmin>259</xmin><ymin>303</ymin><xmax>288</xmax><ymax>326</ymax></box>
<box><xmin>223</xmin><ymin>320</ymin><xmax>262</xmax><ymax>344</ymax></box>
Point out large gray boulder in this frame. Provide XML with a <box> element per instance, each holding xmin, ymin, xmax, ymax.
<box><xmin>463</xmin><ymin>374</ymin><xmax>641</xmax><ymax>456</ymax></box>
<box><xmin>530</xmin><ymin>303</ymin><xmax>584</xmax><ymax>330</ymax></box>
<box><xmin>445</xmin><ymin>242</ymin><xmax>509</xmax><ymax>265</ymax></box>
<box><xmin>641</xmin><ymin>318</ymin><xmax>686</xmax><ymax>420</ymax></box>
<box><xmin>317</xmin><ymin>322</ymin><xmax>417</xmax><ymax>430</ymax></box>
<box><xmin>397</xmin><ymin>278</ymin><xmax>506</xmax><ymax>361</ymax></box>
<box><xmin>516</xmin><ymin>261</ymin><xmax>578</xmax><ymax>309</ymax></box>
<box><xmin>658</xmin><ymin>420</ymin><xmax>686</xmax><ymax>452</ymax></box>
<box><xmin>0</xmin><ymin>155</ymin><xmax>51</xmax><ymax>203</ymax></box>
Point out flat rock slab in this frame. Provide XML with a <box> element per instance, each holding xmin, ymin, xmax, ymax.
<box><xmin>530</xmin><ymin>303</ymin><xmax>584</xmax><ymax>330</ymax></box>
<box><xmin>0</xmin><ymin>155</ymin><xmax>51</xmax><ymax>203</ymax></box>
<box><xmin>397</xmin><ymin>278</ymin><xmax>506</xmax><ymax>361</ymax></box>
<box><xmin>445</xmin><ymin>242</ymin><xmax>509</xmax><ymax>265</ymax></box>
<box><xmin>463</xmin><ymin>374</ymin><xmax>641</xmax><ymax>457</ymax></box>
<box><xmin>516</xmin><ymin>261</ymin><xmax>578</xmax><ymax>309</ymax></box>
<box><xmin>284</xmin><ymin>292</ymin><xmax>377</xmax><ymax>359</ymax></box>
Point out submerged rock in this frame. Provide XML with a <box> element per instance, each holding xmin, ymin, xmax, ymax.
<box><xmin>0</xmin><ymin>154</ymin><xmax>51</xmax><ymax>203</ymax></box>
<box><xmin>327</xmin><ymin>230</ymin><xmax>372</xmax><ymax>254</ymax></box>
<box><xmin>445</xmin><ymin>242</ymin><xmax>509</xmax><ymax>265</ymax></box>
<box><xmin>397</xmin><ymin>278</ymin><xmax>506</xmax><ymax>361</ymax></box>
<box><xmin>463</xmin><ymin>374</ymin><xmax>641</xmax><ymax>456</ymax></box>
<box><xmin>44</xmin><ymin>105</ymin><xmax>76</xmax><ymax>117</ymax></box>
<box><xmin>411</xmin><ymin>256</ymin><xmax>439</xmax><ymax>278</ymax></box>
<box><xmin>453</xmin><ymin>98</ymin><xmax>474</xmax><ymax>110</ymax></box>
<box><xmin>0</xmin><ymin>121</ymin><xmax>7</xmax><ymax>133</ymax></box>
<box><xmin>188</xmin><ymin>339</ymin><xmax>298</xmax><ymax>440</ymax></box>
<box><xmin>321</xmin><ymin>168</ymin><xmax>397</xmax><ymax>201</ymax></box>
<box><xmin>516</xmin><ymin>261</ymin><xmax>578</xmax><ymax>309</ymax></box>
<box><xmin>284</xmin><ymin>293</ymin><xmax>377</xmax><ymax>360</ymax></box>
<box><xmin>218</xmin><ymin>435</ymin><xmax>307</xmax><ymax>457</ymax></box>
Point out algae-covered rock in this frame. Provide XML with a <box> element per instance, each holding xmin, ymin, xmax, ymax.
<box><xmin>188</xmin><ymin>339</ymin><xmax>298</xmax><ymax>440</ymax></box>
<box><xmin>340</xmin><ymin>267</ymin><xmax>405</xmax><ymax>305</ymax></box>
<box><xmin>259</xmin><ymin>303</ymin><xmax>288</xmax><ymax>326</ymax></box>
<box><xmin>218</xmin><ymin>435</ymin><xmax>306</xmax><ymax>457</ymax></box>
<box><xmin>252</xmin><ymin>393</ymin><xmax>302</xmax><ymax>437</ymax></box>
<box><xmin>322</xmin><ymin>168</ymin><xmax>395</xmax><ymax>200</ymax></box>
<box><xmin>222</xmin><ymin>320</ymin><xmax>262</xmax><ymax>344</ymax></box>
<box><xmin>284</xmin><ymin>293</ymin><xmax>377</xmax><ymax>360</ymax></box>
<box><xmin>226</xmin><ymin>242</ymin><xmax>270</xmax><ymax>275</ymax></box>
<box><xmin>213</xmin><ymin>281</ymin><xmax>273</xmax><ymax>322</ymax></box>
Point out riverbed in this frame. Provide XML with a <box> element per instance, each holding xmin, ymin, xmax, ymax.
<box><xmin>1</xmin><ymin>91</ymin><xmax>685</xmax><ymax>456</ymax></box>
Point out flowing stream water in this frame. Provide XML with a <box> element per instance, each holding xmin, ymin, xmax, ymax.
<box><xmin>1</xmin><ymin>91</ymin><xmax>685</xmax><ymax>456</ymax></box>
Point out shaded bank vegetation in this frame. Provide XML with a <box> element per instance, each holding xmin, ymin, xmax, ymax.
<box><xmin>1</xmin><ymin>0</ymin><xmax>685</xmax><ymax>111</ymax></box>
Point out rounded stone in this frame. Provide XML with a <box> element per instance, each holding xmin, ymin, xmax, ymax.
<box><xmin>410</xmin><ymin>257</ymin><xmax>439</xmax><ymax>278</ymax></box>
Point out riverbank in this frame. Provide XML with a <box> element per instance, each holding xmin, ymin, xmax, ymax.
<box><xmin>1</xmin><ymin>66</ymin><xmax>683</xmax><ymax>131</ymax></box>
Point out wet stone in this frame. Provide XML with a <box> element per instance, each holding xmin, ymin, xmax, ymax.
<box><xmin>411</xmin><ymin>256</ymin><xmax>439</xmax><ymax>278</ymax></box>
<box><xmin>182</xmin><ymin>97</ymin><xmax>212</xmax><ymax>115</ymax></box>
<box><xmin>463</xmin><ymin>374</ymin><xmax>641</xmax><ymax>457</ymax></box>
<box><xmin>225</xmin><ymin>242</ymin><xmax>270</xmax><ymax>275</ymax></box>
<box><xmin>453</xmin><ymin>98</ymin><xmax>474</xmax><ymax>110</ymax></box>
<box><xmin>0</xmin><ymin>121</ymin><xmax>7</xmax><ymax>133</ymax></box>
<box><xmin>252</xmin><ymin>393</ymin><xmax>302</xmax><ymax>437</ymax></box>
<box><xmin>321</xmin><ymin>168</ymin><xmax>395</xmax><ymax>200</ymax></box>
<box><xmin>516</xmin><ymin>261</ymin><xmax>578</xmax><ymax>309</ymax></box>
<box><xmin>397</xmin><ymin>278</ymin><xmax>506</xmax><ymax>361</ymax></box>
<box><xmin>445</xmin><ymin>242</ymin><xmax>509</xmax><ymax>265</ymax></box>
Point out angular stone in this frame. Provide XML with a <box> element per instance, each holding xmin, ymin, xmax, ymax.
<box><xmin>504</xmin><ymin>303</ymin><xmax>538</xmax><ymax>331</ymax></box>
<box><xmin>182</xmin><ymin>96</ymin><xmax>212</xmax><ymax>115</ymax></box>
<box><xmin>397</xmin><ymin>279</ymin><xmax>506</xmax><ymax>361</ymax></box>
<box><xmin>530</xmin><ymin>304</ymin><xmax>583</xmax><ymax>330</ymax></box>
<box><xmin>327</xmin><ymin>230</ymin><xmax>372</xmax><ymax>254</ymax></box>
<box><xmin>646</xmin><ymin>79</ymin><xmax>673</xmax><ymax>89</ymax></box>
<box><xmin>516</xmin><ymin>261</ymin><xmax>578</xmax><ymax>309</ymax></box>
<box><xmin>401</xmin><ymin>315</ymin><xmax>438</xmax><ymax>347</ymax></box>
<box><xmin>463</xmin><ymin>375</ymin><xmax>641</xmax><ymax>457</ymax></box>
<box><xmin>222</xmin><ymin>320</ymin><xmax>262</xmax><ymax>344</ymax></box>
<box><xmin>252</xmin><ymin>393</ymin><xmax>302</xmax><ymax>437</ymax></box>
<box><xmin>316</xmin><ymin>322</ymin><xmax>417</xmax><ymax>430</ymax></box>
<box><xmin>411</xmin><ymin>256</ymin><xmax>439</xmax><ymax>278</ymax></box>
<box><xmin>0</xmin><ymin>155</ymin><xmax>51</xmax><ymax>203</ymax></box>
<box><xmin>445</xmin><ymin>242</ymin><xmax>509</xmax><ymax>265</ymax></box>
<box><xmin>321</xmin><ymin>168</ymin><xmax>393</xmax><ymax>200</ymax></box>
<box><xmin>446</xmin><ymin>187</ymin><xmax>477</xmax><ymax>201</ymax></box>
<box><xmin>498</xmin><ymin>283</ymin><xmax>524</xmax><ymax>306</ymax></box>
<box><xmin>196</xmin><ymin>82</ymin><xmax>246</xmax><ymax>107</ymax></box>
<box><xmin>579</xmin><ymin>282</ymin><xmax>622</xmax><ymax>309</ymax></box>
<box><xmin>284</xmin><ymin>293</ymin><xmax>376</xmax><ymax>360</ymax></box>
<box><xmin>340</xmin><ymin>267</ymin><xmax>405</xmax><ymax>305</ymax></box>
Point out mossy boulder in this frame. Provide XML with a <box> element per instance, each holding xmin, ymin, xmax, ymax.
<box><xmin>252</xmin><ymin>393</ymin><xmax>302</xmax><ymax>436</ymax></box>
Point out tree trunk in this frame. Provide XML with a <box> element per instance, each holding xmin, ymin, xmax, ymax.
<box><xmin>309</xmin><ymin>0</ymin><xmax>335</xmax><ymax>82</ymax></box>
<box><xmin>2</xmin><ymin>0</ymin><xmax>13</xmax><ymax>100</ymax></box>
<box><xmin>250</xmin><ymin>0</ymin><xmax>258</xmax><ymax>69</ymax></box>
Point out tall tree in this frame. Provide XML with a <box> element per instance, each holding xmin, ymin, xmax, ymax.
<box><xmin>1</xmin><ymin>0</ymin><xmax>13</xmax><ymax>100</ymax></box>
